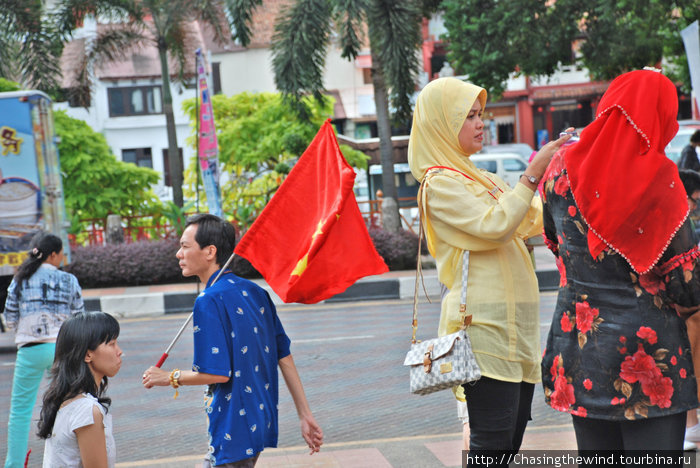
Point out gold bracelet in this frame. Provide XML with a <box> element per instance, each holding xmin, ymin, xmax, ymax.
<box><xmin>169</xmin><ymin>369</ymin><xmax>181</xmax><ymax>399</ymax></box>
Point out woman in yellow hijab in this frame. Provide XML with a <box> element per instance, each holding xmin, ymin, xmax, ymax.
<box><xmin>408</xmin><ymin>77</ymin><xmax>570</xmax><ymax>460</ymax></box>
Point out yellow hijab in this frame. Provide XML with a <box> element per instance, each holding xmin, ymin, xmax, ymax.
<box><xmin>409</xmin><ymin>78</ymin><xmax>509</xmax><ymax>256</ymax></box>
<box><xmin>407</xmin><ymin>77</ymin><xmax>489</xmax><ymax>185</ymax></box>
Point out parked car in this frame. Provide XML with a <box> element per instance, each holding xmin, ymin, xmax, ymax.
<box><xmin>666</xmin><ymin>122</ymin><xmax>700</xmax><ymax>164</ymax></box>
<box><xmin>470</xmin><ymin>152</ymin><xmax>528</xmax><ymax>187</ymax></box>
<box><xmin>479</xmin><ymin>142</ymin><xmax>534</xmax><ymax>162</ymax></box>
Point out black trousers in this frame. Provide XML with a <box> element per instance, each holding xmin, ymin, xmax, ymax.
<box><xmin>572</xmin><ymin>412</ymin><xmax>686</xmax><ymax>466</ymax></box>
<box><xmin>462</xmin><ymin>376</ymin><xmax>535</xmax><ymax>467</ymax></box>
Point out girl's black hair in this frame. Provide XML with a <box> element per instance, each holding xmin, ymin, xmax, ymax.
<box><xmin>14</xmin><ymin>231</ymin><xmax>63</xmax><ymax>300</ymax></box>
<box><xmin>37</xmin><ymin>312</ymin><xmax>120</xmax><ymax>439</ymax></box>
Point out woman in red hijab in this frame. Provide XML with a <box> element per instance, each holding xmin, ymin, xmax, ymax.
<box><xmin>540</xmin><ymin>69</ymin><xmax>700</xmax><ymax>455</ymax></box>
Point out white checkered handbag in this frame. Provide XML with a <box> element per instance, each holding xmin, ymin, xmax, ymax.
<box><xmin>403</xmin><ymin>228</ymin><xmax>481</xmax><ymax>395</ymax></box>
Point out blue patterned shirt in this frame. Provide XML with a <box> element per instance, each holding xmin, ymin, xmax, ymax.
<box><xmin>3</xmin><ymin>264</ymin><xmax>84</xmax><ymax>347</ymax></box>
<box><xmin>193</xmin><ymin>270</ymin><xmax>291</xmax><ymax>465</ymax></box>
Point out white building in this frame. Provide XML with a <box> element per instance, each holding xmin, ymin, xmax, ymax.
<box><xmin>57</xmin><ymin>17</ymin><xmax>205</xmax><ymax>202</ymax></box>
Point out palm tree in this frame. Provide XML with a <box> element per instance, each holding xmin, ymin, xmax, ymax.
<box><xmin>271</xmin><ymin>0</ymin><xmax>434</xmax><ymax>232</ymax></box>
<box><xmin>8</xmin><ymin>0</ymin><xmax>262</xmax><ymax>208</ymax></box>
<box><xmin>0</xmin><ymin>0</ymin><xmax>63</xmax><ymax>92</ymax></box>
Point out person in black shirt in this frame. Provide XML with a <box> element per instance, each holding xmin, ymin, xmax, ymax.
<box><xmin>678</xmin><ymin>130</ymin><xmax>700</xmax><ymax>170</ymax></box>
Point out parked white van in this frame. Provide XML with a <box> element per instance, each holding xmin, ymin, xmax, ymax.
<box><xmin>470</xmin><ymin>152</ymin><xmax>528</xmax><ymax>187</ymax></box>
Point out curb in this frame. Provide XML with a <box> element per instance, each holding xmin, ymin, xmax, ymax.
<box><xmin>83</xmin><ymin>269</ymin><xmax>559</xmax><ymax>314</ymax></box>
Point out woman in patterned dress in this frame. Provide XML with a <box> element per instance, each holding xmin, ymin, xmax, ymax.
<box><xmin>541</xmin><ymin>69</ymin><xmax>700</xmax><ymax>454</ymax></box>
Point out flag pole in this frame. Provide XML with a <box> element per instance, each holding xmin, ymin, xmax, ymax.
<box><xmin>155</xmin><ymin>252</ymin><xmax>236</xmax><ymax>367</ymax></box>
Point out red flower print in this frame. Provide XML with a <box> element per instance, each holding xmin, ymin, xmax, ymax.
<box><xmin>583</xmin><ymin>379</ymin><xmax>592</xmax><ymax>390</ymax></box>
<box><xmin>570</xmin><ymin>406</ymin><xmax>588</xmax><ymax>417</ymax></box>
<box><xmin>681</xmin><ymin>368</ymin><xmax>687</xmax><ymax>379</ymax></box>
<box><xmin>556</xmin><ymin>257</ymin><xmax>567</xmax><ymax>287</ymax></box>
<box><xmin>550</xmin><ymin>355</ymin><xmax>560</xmax><ymax>380</ymax></box>
<box><xmin>619</xmin><ymin>336</ymin><xmax>627</xmax><ymax>343</ymax></box>
<box><xmin>547</xmin><ymin>149</ymin><xmax>566</xmax><ymax>178</ymax></box>
<box><xmin>611</xmin><ymin>397</ymin><xmax>620</xmax><ymax>405</ymax></box>
<box><xmin>560</xmin><ymin>313</ymin><xmax>573</xmax><ymax>333</ymax></box>
<box><xmin>619</xmin><ymin>347</ymin><xmax>661</xmax><ymax>385</ymax></box>
<box><xmin>568</xmin><ymin>205</ymin><xmax>577</xmax><ymax>216</ymax></box>
<box><xmin>642</xmin><ymin>376</ymin><xmax>673</xmax><ymax>409</ymax></box>
<box><xmin>679</xmin><ymin>347</ymin><xmax>683</xmax><ymax>355</ymax></box>
<box><xmin>638</xmin><ymin>272</ymin><xmax>666</xmax><ymax>296</ymax></box>
<box><xmin>636</xmin><ymin>327</ymin><xmax>658</xmax><ymax>345</ymax></box>
<box><xmin>619</xmin><ymin>347</ymin><xmax>627</xmax><ymax>354</ymax></box>
<box><xmin>575</xmin><ymin>301</ymin><xmax>599</xmax><ymax>334</ymax></box>
<box><xmin>671</xmin><ymin>356</ymin><xmax>678</xmax><ymax>366</ymax></box>
<box><xmin>554</xmin><ymin>174</ymin><xmax>570</xmax><ymax>196</ymax></box>
<box><xmin>550</xmin><ymin>375</ymin><xmax>576</xmax><ymax>412</ymax></box>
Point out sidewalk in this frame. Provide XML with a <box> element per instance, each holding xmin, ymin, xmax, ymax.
<box><xmin>0</xmin><ymin>245</ymin><xmax>558</xmax><ymax>353</ymax></box>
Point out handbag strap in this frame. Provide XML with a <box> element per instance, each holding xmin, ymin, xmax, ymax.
<box><xmin>412</xmin><ymin>187</ymin><xmax>470</xmax><ymax>344</ymax></box>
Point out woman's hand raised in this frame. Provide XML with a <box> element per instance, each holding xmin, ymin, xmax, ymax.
<box><xmin>520</xmin><ymin>127</ymin><xmax>575</xmax><ymax>189</ymax></box>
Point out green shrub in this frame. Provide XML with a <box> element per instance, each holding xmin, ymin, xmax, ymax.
<box><xmin>368</xmin><ymin>228</ymin><xmax>421</xmax><ymax>271</ymax></box>
<box><xmin>65</xmin><ymin>240</ymin><xmax>260</xmax><ymax>288</ymax></box>
<box><xmin>65</xmin><ymin>228</ymin><xmax>418</xmax><ymax>289</ymax></box>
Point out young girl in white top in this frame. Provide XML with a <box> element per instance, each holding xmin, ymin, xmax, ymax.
<box><xmin>37</xmin><ymin>312</ymin><xmax>122</xmax><ymax>468</ymax></box>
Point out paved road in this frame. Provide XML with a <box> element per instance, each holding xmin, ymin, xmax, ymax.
<box><xmin>0</xmin><ymin>293</ymin><xmax>571</xmax><ymax>467</ymax></box>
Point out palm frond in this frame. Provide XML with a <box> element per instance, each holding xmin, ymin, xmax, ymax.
<box><xmin>163</xmin><ymin>21</ymin><xmax>190</xmax><ymax>83</ymax></box>
<box><xmin>19</xmin><ymin>25</ymin><xmax>62</xmax><ymax>91</ymax></box>
<box><xmin>367</xmin><ymin>0</ymin><xmax>422</xmax><ymax>122</ymax></box>
<box><xmin>222</xmin><ymin>0</ymin><xmax>263</xmax><ymax>47</ymax></box>
<box><xmin>271</xmin><ymin>0</ymin><xmax>333</xmax><ymax>119</ymax></box>
<box><xmin>191</xmin><ymin>0</ymin><xmax>231</xmax><ymax>44</ymax></box>
<box><xmin>0</xmin><ymin>0</ymin><xmax>63</xmax><ymax>90</ymax></box>
<box><xmin>332</xmin><ymin>0</ymin><xmax>369</xmax><ymax>60</ymax></box>
<box><xmin>52</xmin><ymin>0</ymin><xmax>143</xmax><ymax>37</ymax></box>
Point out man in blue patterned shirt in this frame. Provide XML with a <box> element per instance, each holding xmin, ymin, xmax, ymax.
<box><xmin>143</xmin><ymin>214</ymin><xmax>323</xmax><ymax>467</ymax></box>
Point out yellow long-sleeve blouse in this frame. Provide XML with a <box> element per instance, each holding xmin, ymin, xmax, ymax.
<box><xmin>421</xmin><ymin>168</ymin><xmax>543</xmax><ymax>384</ymax></box>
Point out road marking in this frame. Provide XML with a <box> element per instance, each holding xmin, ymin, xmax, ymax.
<box><xmin>293</xmin><ymin>335</ymin><xmax>375</xmax><ymax>344</ymax></box>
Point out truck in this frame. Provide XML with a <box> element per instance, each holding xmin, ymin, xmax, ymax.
<box><xmin>0</xmin><ymin>90</ymin><xmax>71</xmax><ymax>321</ymax></box>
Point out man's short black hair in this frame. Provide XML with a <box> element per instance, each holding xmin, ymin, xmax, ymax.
<box><xmin>678</xmin><ymin>169</ymin><xmax>700</xmax><ymax>197</ymax></box>
<box><xmin>691</xmin><ymin>130</ymin><xmax>700</xmax><ymax>145</ymax></box>
<box><xmin>185</xmin><ymin>214</ymin><xmax>236</xmax><ymax>267</ymax></box>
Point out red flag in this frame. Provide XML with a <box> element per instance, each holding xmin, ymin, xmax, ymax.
<box><xmin>234</xmin><ymin>119</ymin><xmax>388</xmax><ymax>303</ymax></box>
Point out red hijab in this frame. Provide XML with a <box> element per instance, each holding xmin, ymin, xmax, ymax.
<box><xmin>565</xmin><ymin>69</ymin><xmax>685</xmax><ymax>273</ymax></box>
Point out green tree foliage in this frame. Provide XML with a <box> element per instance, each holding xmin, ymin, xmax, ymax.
<box><xmin>181</xmin><ymin>92</ymin><xmax>369</xmax><ymax>231</ymax></box>
<box><xmin>0</xmin><ymin>0</ymin><xmax>62</xmax><ymax>93</ymax></box>
<box><xmin>0</xmin><ymin>78</ymin><xmax>21</xmax><ymax>92</ymax></box>
<box><xmin>54</xmin><ymin>110</ymin><xmax>160</xmax><ymax>231</ymax></box>
<box><xmin>442</xmin><ymin>0</ymin><xmax>699</xmax><ymax>98</ymax></box>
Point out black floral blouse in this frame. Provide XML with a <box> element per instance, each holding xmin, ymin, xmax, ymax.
<box><xmin>541</xmin><ymin>151</ymin><xmax>700</xmax><ymax>421</ymax></box>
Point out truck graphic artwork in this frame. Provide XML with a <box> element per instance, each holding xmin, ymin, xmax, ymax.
<box><xmin>0</xmin><ymin>91</ymin><xmax>70</xmax><ymax>281</ymax></box>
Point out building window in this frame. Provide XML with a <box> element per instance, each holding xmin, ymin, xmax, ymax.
<box><xmin>108</xmin><ymin>85</ymin><xmax>163</xmax><ymax>117</ymax></box>
<box><xmin>362</xmin><ymin>68</ymin><xmax>372</xmax><ymax>84</ymax></box>
<box><xmin>212</xmin><ymin>62</ymin><xmax>222</xmax><ymax>95</ymax></box>
<box><xmin>122</xmin><ymin>148</ymin><xmax>153</xmax><ymax>168</ymax></box>
<box><xmin>162</xmin><ymin>148</ymin><xmax>184</xmax><ymax>187</ymax></box>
